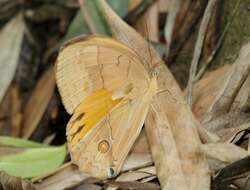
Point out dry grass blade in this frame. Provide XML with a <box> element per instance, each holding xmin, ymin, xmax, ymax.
<box><xmin>186</xmin><ymin>0</ymin><xmax>218</xmax><ymax>106</ymax></box>
<box><xmin>78</xmin><ymin>0</ymin><xmax>97</xmax><ymax>34</ymax></box>
<box><xmin>98</xmin><ymin>1</ymin><xmax>210</xmax><ymax>189</ymax></box>
<box><xmin>21</xmin><ymin>67</ymin><xmax>55</xmax><ymax>139</ymax></box>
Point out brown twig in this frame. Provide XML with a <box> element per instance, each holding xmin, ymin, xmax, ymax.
<box><xmin>186</xmin><ymin>0</ymin><xmax>218</xmax><ymax>106</ymax></box>
<box><xmin>78</xmin><ymin>0</ymin><xmax>97</xmax><ymax>34</ymax></box>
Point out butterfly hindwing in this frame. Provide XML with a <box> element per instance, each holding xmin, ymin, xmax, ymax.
<box><xmin>68</xmin><ymin>91</ymin><xmax>151</xmax><ymax>178</ymax></box>
<box><xmin>56</xmin><ymin>36</ymin><xmax>156</xmax><ymax>178</ymax></box>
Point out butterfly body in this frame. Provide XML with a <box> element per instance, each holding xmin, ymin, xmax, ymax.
<box><xmin>56</xmin><ymin>36</ymin><xmax>157</xmax><ymax>178</ymax></box>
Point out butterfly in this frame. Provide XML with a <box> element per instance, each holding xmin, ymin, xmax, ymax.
<box><xmin>55</xmin><ymin>35</ymin><xmax>157</xmax><ymax>179</ymax></box>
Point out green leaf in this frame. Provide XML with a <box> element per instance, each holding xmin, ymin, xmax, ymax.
<box><xmin>63</xmin><ymin>11</ymin><xmax>90</xmax><ymax>42</ymax></box>
<box><xmin>0</xmin><ymin>136</ymin><xmax>48</xmax><ymax>148</ymax></box>
<box><xmin>0</xmin><ymin>144</ymin><xmax>67</xmax><ymax>178</ymax></box>
<box><xmin>107</xmin><ymin>0</ymin><xmax>129</xmax><ymax>17</ymax></box>
<box><xmin>63</xmin><ymin>0</ymin><xmax>129</xmax><ymax>41</ymax></box>
<box><xmin>63</xmin><ymin>0</ymin><xmax>114</xmax><ymax>41</ymax></box>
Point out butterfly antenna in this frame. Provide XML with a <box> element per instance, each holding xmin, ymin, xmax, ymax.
<box><xmin>145</xmin><ymin>21</ymin><xmax>153</xmax><ymax>70</ymax></box>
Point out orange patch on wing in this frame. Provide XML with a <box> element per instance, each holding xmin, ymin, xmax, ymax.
<box><xmin>68</xmin><ymin>89</ymin><xmax>121</xmax><ymax>146</ymax></box>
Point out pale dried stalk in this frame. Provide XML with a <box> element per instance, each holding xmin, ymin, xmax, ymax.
<box><xmin>98</xmin><ymin>1</ymin><xmax>210</xmax><ymax>190</ymax></box>
<box><xmin>186</xmin><ymin>0</ymin><xmax>218</xmax><ymax>106</ymax></box>
<box><xmin>0</xmin><ymin>13</ymin><xmax>25</xmax><ymax>103</ymax></box>
<box><xmin>164</xmin><ymin>0</ymin><xmax>181</xmax><ymax>56</ymax></box>
<box><xmin>78</xmin><ymin>0</ymin><xmax>97</xmax><ymax>34</ymax></box>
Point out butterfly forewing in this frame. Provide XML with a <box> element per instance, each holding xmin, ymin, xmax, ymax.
<box><xmin>56</xmin><ymin>36</ymin><xmax>149</xmax><ymax>114</ymax></box>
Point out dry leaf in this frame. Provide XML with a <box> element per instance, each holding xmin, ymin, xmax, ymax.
<box><xmin>230</xmin><ymin>73</ymin><xmax>250</xmax><ymax>112</ymax></box>
<box><xmin>9</xmin><ymin>84</ymin><xmax>22</xmax><ymax>137</ymax></box>
<box><xmin>0</xmin><ymin>13</ymin><xmax>25</xmax><ymax>104</ymax></box>
<box><xmin>0</xmin><ymin>171</ymin><xmax>35</xmax><ymax>190</ymax></box>
<box><xmin>201</xmin><ymin>143</ymin><xmax>249</xmax><ymax>164</ymax></box>
<box><xmin>21</xmin><ymin>67</ymin><xmax>55</xmax><ymax>139</ymax></box>
<box><xmin>191</xmin><ymin>64</ymin><xmax>232</xmax><ymax>122</ymax></box>
<box><xmin>107</xmin><ymin>166</ymin><xmax>155</xmax><ymax>190</ymax></box>
<box><xmin>132</xmin><ymin>2</ymin><xmax>159</xmax><ymax>42</ymax></box>
<box><xmin>132</xmin><ymin>129</ymin><xmax>150</xmax><ymax>153</ymax></box>
<box><xmin>106</xmin><ymin>181</ymin><xmax>160</xmax><ymax>190</ymax></box>
<box><xmin>98</xmin><ymin>1</ymin><xmax>210</xmax><ymax>190</ymax></box>
<box><xmin>0</xmin><ymin>84</ymin><xmax>22</xmax><ymax>136</ymax></box>
<box><xmin>34</xmin><ymin>152</ymin><xmax>152</xmax><ymax>190</ymax></box>
<box><xmin>34</xmin><ymin>163</ymin><xmax>91</xmax><ymax>190</ymax></box>
<box><xmin>74</xmin><ymin>183</ymin><xmax>102</xmax><ymax>190</ymax></box>
<box><xmin>204</xmin><ymin>112</ymin><xmax>250</xmax><ymax>132</ymax></box>
<box><xmin>192</xmin><ymin>41</ymin><xmax>250</xmax><ymax>123</ymax></box>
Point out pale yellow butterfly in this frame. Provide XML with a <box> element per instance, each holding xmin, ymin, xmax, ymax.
<box><xmin>55</xmin><ymin>35</ymin><xmax>157</xmax><ymax>179</ymax></box>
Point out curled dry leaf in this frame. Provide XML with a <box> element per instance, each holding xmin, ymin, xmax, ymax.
<box><xmin>21</xmin><ymin>66</ymin><xmax>55</xmax><ymax>139</ymax></box>
<box><xmin>216</xmin><ymin>122</ymin><xmax>250</xmax><ymax>143</ymax></box>
<box><xmin>0</xmin><ymin>13</ymin><xmax>25</xmax><ymax>104</ymax></box>
<box><xmin>0</xmin><ymin>171</ymin><xmax>35</xmax><ymax>190</ymax></box>
<box><xmin>212</xmin><ymin>156</ymin><xmax>250</xmax><ymax>190</ymax></box>
<box><xmin>98</xmin><ymin>1</ymin><xmax>210</xmax><ymax>190</ymax></box>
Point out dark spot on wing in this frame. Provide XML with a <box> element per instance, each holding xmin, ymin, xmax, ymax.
<box><xmin>71</xmin><ymin>113</ymin><xmax>85</xmax><ymax>124</ymax></box>
<box><xmin>70</xmin><ymin>124</ymin><xmax>85</xmax><ymax>142</ymax></box>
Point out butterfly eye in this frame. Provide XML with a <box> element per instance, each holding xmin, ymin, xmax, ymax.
<box><xmin>151</xmin><ymin>67</ymin><xmax>160</xmax><ymax>77</ymax></box>
<box><xmin>98</xmin><ymin>140</ymin><xmax>110</xmax><ymax>153</ymax></box>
